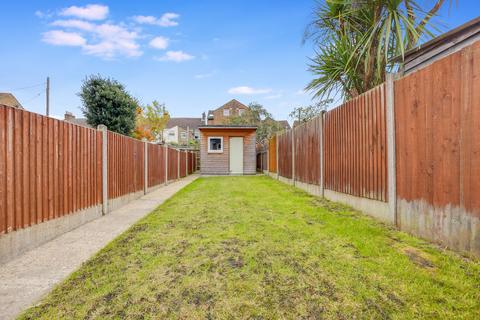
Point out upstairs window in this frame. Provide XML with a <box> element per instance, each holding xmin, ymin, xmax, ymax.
<box><xmin>223</xmin><ymin>108</ymin><xmax>230</xmax><ymax>116</ymax></box>
<box><xmin>208</xmin><ymin>137</ymin><xmax>223</xmax><ymax>153</ymax></box>
<box><xmin>238</xmin><ymin>109</ymin><xmax>245</xmax><ymax>116</ymax></box>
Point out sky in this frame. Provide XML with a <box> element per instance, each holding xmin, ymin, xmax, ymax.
<box><xmin>1</xmin><ymin>1</ymin><xmax>479</xmax><ymax>123</ymax></box>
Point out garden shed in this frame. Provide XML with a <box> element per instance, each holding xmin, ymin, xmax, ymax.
<box><xmin>199</xmin><ymin>125</ymin><xmax>257</xmax><ymax>175</ymax></box>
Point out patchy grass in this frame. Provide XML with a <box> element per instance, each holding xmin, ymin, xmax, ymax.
<box><xmin>20</xmin><ymin>176</ymin><xmax>480</xmax><ymax>319</ymax></box>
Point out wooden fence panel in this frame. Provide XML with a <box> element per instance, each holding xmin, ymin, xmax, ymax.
<box><xmin>107</xmin><ymin>131</ymin><xmax>144</xmax><ymax>199</ymax></box>
<box><xmin>147</xmin><ymin>144</ymin><xmax>165</xmax><ymax>188</ymax></box>
<box><xmin>395</xmin><ymin>41</ymin><xmax>480</xmax><ymax>223</ymax></box>
<box><xmin>277</xmin><ymin>131</ymin><xmax>292</xmax><ymax>179</ymax></box>
<box><xmin>188</xmin><ymin>152</ymin><xmax>194</xmax><ymax>174</ymax></box>
<box><xmin>323</xmin><ymin>84</ymin><xmax>387</xmax><ymax>201</ymax></box>
<box><xmin>180</xmin><ymin>151</ymin><xmax>187</xmax><ymax>178</ymax></box>
<box><xmin>0</xmin><ymin>105</ymin><xmax>102</xmax><ymax>234</ymax></box>
<box><xmin>268</xmin><ymin>136</ymin><xmax>277</xmax><ymax>173</ymax></box>
<box><xmin>167</xmin><ymin>148</ymin><xmax>178</xmax><ymax>180</ymax></box>
<box><xmin>294</xmin><ymin>117</ymin><xmax>322</xmax><ymax>185</ymax></box>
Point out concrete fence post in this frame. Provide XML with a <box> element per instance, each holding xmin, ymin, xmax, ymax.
<box><xmin>386</xmin><ymin>73</ymin><xmax>397</xmax><ymax>226</ymax></box>
<box><xmin>97</xmin><ymin>125</ymin><xmax>108</xmax><ymax>215</ymax></box>
<box><xmin>291</xmin><ymin>128</ymin><xmax>295</xmax><ymax>185</ymax></box>
<box><xmin>319</xmin><ymin>112</ymin><xmax>325</xmax><ymax>197</ymax></box>
<box><xmin>276</xmin><ymin>132</ymin><xmax>279</xmax><ymax>179</ymax></box>
<box><xmin>164</xmin><ymin>145</ymin><xmax>168</xmax><ymax>185</ymax></box>
<box><xmin>143</xmin><ymin>139</ymin><xmax>148</xmax><ymax>195</ymax></box>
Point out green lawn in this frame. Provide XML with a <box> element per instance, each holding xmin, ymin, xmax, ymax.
<box><xmin>20</xmin><ymin>176</ymin><xmax>480</xmax><ymax>319</ymax></box>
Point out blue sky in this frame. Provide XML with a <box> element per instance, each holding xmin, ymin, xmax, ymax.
<box><xmin>1</xmin><ymin>1</ymin><xmax>479</xmax><ymax>122</ymax></box>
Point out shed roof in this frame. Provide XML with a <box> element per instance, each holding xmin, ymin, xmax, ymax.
<box><xmin>199</xmin><ymin>125</ymin><xmax>257</xmax><ymax>130</ymax></box>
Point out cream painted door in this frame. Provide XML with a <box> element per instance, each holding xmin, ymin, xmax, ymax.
<box><xmin>229</xmin><ymin>137</ymin><xmax>244</xmax><ymax>174</ymax></box>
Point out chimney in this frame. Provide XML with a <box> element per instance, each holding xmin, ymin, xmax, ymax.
<box><xmin>64</xmin><ymin>111</ymin><xmax>75</xmax><ymax>122</ymax></box>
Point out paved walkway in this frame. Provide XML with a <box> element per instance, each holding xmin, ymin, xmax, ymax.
<box><xmin>0</xmin><ymin>175</ymin><xmax>199</xmax><ymax>320</ymax></box>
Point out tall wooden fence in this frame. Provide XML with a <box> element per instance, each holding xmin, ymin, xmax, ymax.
<box><xmin>167</xmin><ymin>147</ymin><xmax>179</xmax><ymax>181</ymax></box>
<box><xmin>394</xmin><ymin>41</ymin><xmax>480</xmax><ymax>250</ymax></box>
<box><xmin>148</xmin><ymin>144</ymin><xmax>166</xmax><ymax>188</ymax></box>
<box><xmin>262</xmin><ymin>40</ymin><xmax>480</xmax><ymax>254</ymax></box>
<box><xmin>294</xmin><ymin>116</ymin><xmax>322</xmax><ymax>186</ymax></box>
<box><xmin>0</xmin><ymin>104</ymin><xmax>198</xmax><ymax>236</ymax></box>
<box><xmin>180</xmin><ymin>151</ymin><xmax>187</xmax><ymax>178</ymax></box>
<box><xmin>108</xmin><ymin>132</ymin><xmax>145</xmax><ymax>199</ymax></box>
<box><xmin>324</xmin><ymin>84</ymin><xmax>387</xmax><ymax>201</ymax></box>
<box><xmin>277</xmin><ymin>131</ymin><xmax>292</xmax><ymax>179</ymax></box>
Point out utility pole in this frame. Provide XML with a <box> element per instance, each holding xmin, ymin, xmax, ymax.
<box><xmin>46</xmin><ymin>77</ymin><xmax>50</xmax><ymax>116</ymax></box>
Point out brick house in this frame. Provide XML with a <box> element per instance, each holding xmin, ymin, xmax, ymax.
<box><xmin>199</xmin><ymin>125</ymin><xmax>257</xmax><ymax>175</ymax></box>
<box><xmin>205</xmin><ymin>99</ymin><xmax>249</xmax><ymax>125</ymax></box>
<box><xmin>203</xmin><ymin>98</ymin><xmax>291</xmax><ymax>131</ymax></box>
<box><xmin>163</xmin><ymin>117</ymin><xmax>202</xmax><ymax>144</ymax></box>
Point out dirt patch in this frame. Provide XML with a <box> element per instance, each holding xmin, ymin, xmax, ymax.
<box><xmin>403</xmin><ymin>248</ymin><xmax>435</xmax><ymax>269</ymax></box>
<box><xmin>116</xmin><ymin>224</ymin><xmax>148</xmax><ymax>245</ymax></box>
<box><xmin>227</xmin><ymin>256</ymin><xmax>244</xmax><ymax>269</ymax></box>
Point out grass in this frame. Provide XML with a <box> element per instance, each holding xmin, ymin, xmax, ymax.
<box><xmin>20</xmin><ymin>176</ymin><xmax>480</xmax><ymax>319</ymax></box>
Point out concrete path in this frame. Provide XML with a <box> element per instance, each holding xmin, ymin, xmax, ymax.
<box><xmin>0</xmin><ymin>174</ymin><xmax>199</xmax><ymax>320</ymax></box>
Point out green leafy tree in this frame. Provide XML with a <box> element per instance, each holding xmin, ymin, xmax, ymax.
<box><xmin>133</xmin><ymin>101</ymin><xmax>170</xmax><ymax>142</ymax></box>
<box><xmin>305</xmin><ymin>0</ymin><xmax>449</xmax><ymax>100</ymax></box>
<box><xmin>79</xmin><ymin>75</ymin><xmax>138</xmax><ymax>136</ymax></box>
<box><xmin>289</xmin><ymin>99</ymin><xmax>332</xmax><ymax>124</ymax></box>
<box><xmin>227</xmin><ymin>102</ymin><xmax>282</xmax><ymax>142</ymax></box>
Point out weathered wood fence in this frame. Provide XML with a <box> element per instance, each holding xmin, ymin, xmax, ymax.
<box><xmin>0</xmin><ymin>104</ymin><xmax>198</xmax><ymax>261</ymax></box>
<box><xmin>261</xmin><ymin>40</ymin><xmax>480</xmax><ymax>255</ymax></box>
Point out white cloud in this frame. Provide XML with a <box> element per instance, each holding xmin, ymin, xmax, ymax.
<box><xmin>133</xmin><ymin>15</ymin><xmax>157</xmax><ymax>24</ymax></box>
<box><xmin>155</xmin><ymin>50</ymin><xmax>194</xmax><ymax>62</ymax></box>
<box><xmin>38</xmin><ymin>6</ymin><xmax>188</xmax><ymax>59</ymax></box>
<box><xmin>42</xmin><ymin>30</ymin><xmax>86</xmax><ymax>46</ymax></box>
<box><xmin>133</xmin><ymin>13</ymin><xmax>180</xmax><ymax>27</ymax></box>
<box><xmin>149</xmin><ymin>36</ymin><xmax>169</xmax><ymax>50</ymax></box>
<box><xmin>44</xmin><ymin>21</ymin><xmax>142</xmax><ymax>58</ymax></box>
<box><xmin>51</xmin><ymin>19</ymin><xmax>96</xmax><ymax>31</ymax></box>
<box><xmin>295</xmin><ymin>89</ymin><xmax>306</xmax><ymax>95</ymax></box>
<box><xmin>158</xmin><ymin>13</ymin><xmax>180</xmax><ymax>27</ymax></box>
<box><xmin>60</xmin><ymin>4</ymin><xmax>109</xmax><ymax>20</ymax></box>
<box><xmin>83</xmin><ymin>23</ymin><xmax>142</xmax><ymax>58</ymax></box>
<box><xmin>228</xmin><ymin>86</ymin><xmax>272</xmax><ymax>95</ymax></box>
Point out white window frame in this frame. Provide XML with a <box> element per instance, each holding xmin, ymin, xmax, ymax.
<box><xmin>223</xmin><ymin>108</ymin><xmax>230</xmax><ymax>116</ymax></box>
<box><xmin>238</xmin><ymin>109</ymin><xmax>245</xmax><ymax>116</ymax></box>
<box><xmin>208</xmin><ymin>136</ymin><xmax>223</xmax><ymax>153</ymax></box>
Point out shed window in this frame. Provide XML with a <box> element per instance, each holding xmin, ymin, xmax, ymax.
<box><xmin>208</xmin><ymin>137</ymin><xmax>223</xmax><ymax>153</ymax></box>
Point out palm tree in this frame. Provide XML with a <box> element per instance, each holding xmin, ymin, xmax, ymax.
<box><xmin>306</xmin><ymin>0</ymin><xmax>448</xmax><ymax>100</ymax></box>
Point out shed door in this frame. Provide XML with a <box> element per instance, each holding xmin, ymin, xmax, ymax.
<box><xmin>229</xmin><ymin>137</ymin><xmax>244</xmax><ymax>174</ymax></box>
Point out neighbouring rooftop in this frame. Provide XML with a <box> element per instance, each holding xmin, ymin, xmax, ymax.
<box><xmin>394</xmin><ymin>17</ymin><xmax>480</xmax><ymax>74</ymax></box>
